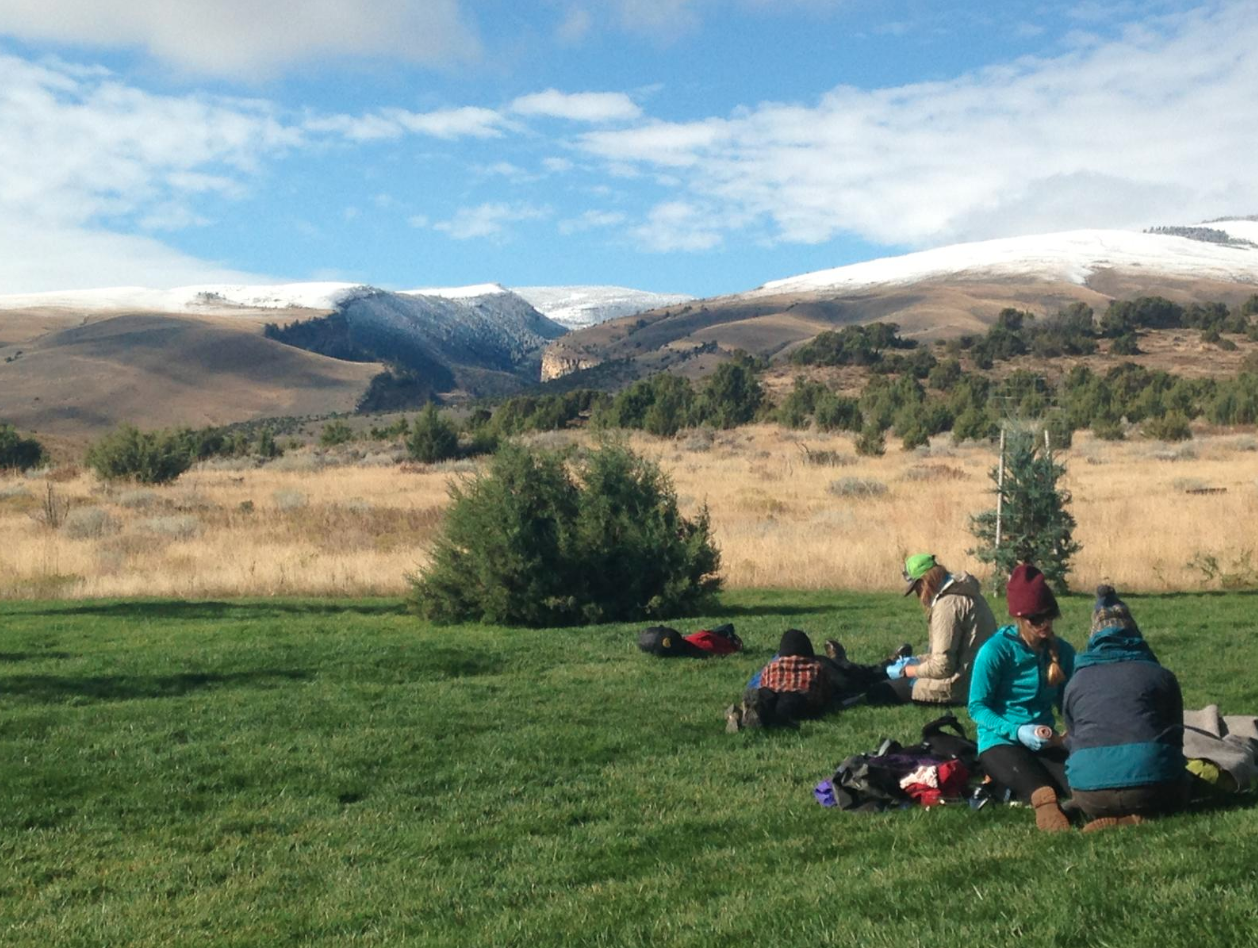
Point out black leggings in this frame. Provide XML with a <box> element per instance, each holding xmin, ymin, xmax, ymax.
<box><xmin>863</xmin><ymin>676</ymin><xmax>915</xmax><ymax>705</ymax></box>
<box><xmin>979</xmin><ymin>743</ymin><xmax>1070</xmax><ymax>804</ymax></box>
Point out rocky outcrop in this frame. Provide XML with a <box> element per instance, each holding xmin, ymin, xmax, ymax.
<box><xmin>541</xmin><ymin>344</ymin><xmax>603</xmax><ymax>382</ymax></box>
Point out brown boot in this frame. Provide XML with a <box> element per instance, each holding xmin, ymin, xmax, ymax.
<box><xmin>1082</xmin><ymin>814</ymin><xmax>1145</xmax><ymax>833</ymax></box>
<box><xmin>824</xmin><ymin>639</ymin><xmax>847</xmax><ymax>663</ymax></box>
<box><xmin>1030</xmin><ymin>786</ymin><xmax>1071</xmax><ymax>832</ymax></box>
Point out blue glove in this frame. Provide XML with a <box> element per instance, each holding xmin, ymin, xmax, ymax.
<box><xmin>885</xmin><ymin>657</ymin><xmax>913</xmax><ymax>680</ymax></box>
<box><xmin>1017</xmin><ymin>724</ymin><xmax>1048</xmax><ymax>751</ymax></box>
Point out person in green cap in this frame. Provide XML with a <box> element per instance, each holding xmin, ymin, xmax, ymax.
<box><xmin>866</xmin><ymin>553</ymin><xmax>998</xmax><ymax>705</ymax></box>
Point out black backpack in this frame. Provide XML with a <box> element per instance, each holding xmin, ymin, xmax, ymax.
<box><xmin>915</xmin><ymin>714</ymin><xmax>979</xmax><ymax>769</ymax></box>
<box><xmin>637</xmin><ymin>626</ymin><xmax>701</xmax><ymax>658</ymax></box>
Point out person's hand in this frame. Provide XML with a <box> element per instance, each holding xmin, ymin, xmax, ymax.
<box><xmin>886</xmin><ymin>657</ymin><xmax>912</xmax><ymax>679</ymax></box>
<box><xmin>1017</xmin><ymin>724</ymin><xmax>1054</xmax><ymax>751</ymax></box>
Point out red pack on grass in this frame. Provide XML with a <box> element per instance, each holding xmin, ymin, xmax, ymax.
<box><xmin>638</xmin><ymin>623</ymin><xmax>741</xmax><ymax>658</ymax></box>
<box><xmin>684</xmin><ymin>624</ymin><xmax>743</xmax><ymax>656</ymax></box>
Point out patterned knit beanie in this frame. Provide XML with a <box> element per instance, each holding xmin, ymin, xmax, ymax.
<box><xmin>1091</xmin><ymin>584</ymin><xmax>1138</xmax><ymax>635</ymax></box>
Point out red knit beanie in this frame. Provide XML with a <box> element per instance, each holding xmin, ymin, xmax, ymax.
<box><xmin>1006</xmin><ymin>563</ymin><xmax>1059</xmax><ymax>618</ymax></box>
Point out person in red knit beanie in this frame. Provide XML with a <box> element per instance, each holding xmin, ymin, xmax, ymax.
<box><xmin>968</xmin><ymin>564</ymin><xmax>1078</xmax><ymax>831</ymax></box>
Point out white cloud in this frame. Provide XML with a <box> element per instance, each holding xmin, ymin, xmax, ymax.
<box><xmin>303</xmin><ymin>113</ymin><xmax>405</xmax><ymax>142</ymax></box>
<box><xmin>511</xmin><ymin>89</ymin><xmax>642</xmax><ymax>123</ymax></box>
<box><xmin>576</xmin><ymin>3</ymin><xmax>1258</xmax><ymax>249</ymax></box>
<box><xmin>0</xmin><ymin>50</ymin><xmax>521</xmax><ymax>289</ymax></box>
<box><xmin>543</xmin><ymin>157</ymin><xmax>575</xmax><ymax>173</ymax></box>
<box><xmin>556</xmin><ymin>7</ymin><xmax>593</xmax><ymax>43</ymax></box>
<box><xmin>566</xmin><ymin>0</ymin><xmax>855</xmax><ymax>40</ymax></box>
<box><xmin>408</xmin><ymin>214</ymin><xmax>431</xmax><ymax>228</ymax></box>
<box><xmin>0</xmin><ymin>219</ymin><xmax>268</xmax><ymax>290</ymax></box>
<box><xmin>0</xmin><ymin>51</ymin><xmax>295</xmax><ymax>289</ymax></box>
<box><xmin>139</xmin><ymin>203</ymin><xmax>210</xmax><ymax>231</ymax></box>
<box><xmin>558</xmin><ymin>210</ymin><xmax>627</xmax><ymax>235</ymax></box>
<box><xmin>582</xmin><ymin>120</ymin><xmax>730</xmax><ymax>167</ymax></box>
<box><xmin>434</xmin><ymin>202</ymin><xmax>550</xmax><ymax>240</ymax></box>
<box><xmin>305</xmin><ymin>106</ymin><xmax>510</xmax><ymax>142</ymax></box>
<box><xmin>632</xmin><ymin>202</ymin><xmax>722</xmax><ymax>252</ymax></box>
<box><xmin>0</xmin><ymin>0</ymin><xmax>481</xmax><ymax>79</ymax></box>
<box><xmin>478</xmin><ymin>161</ymin><xmax>530</xmax><ymax>180</ymax></box>
<box><xmin>614</xmin><ymin>0</ymin><xmax>702</xmax><ymax>36</ymax></box>
<box><xmin>384</xmin><ymin>106</ymin><xmax>511</xmax><ymax>139</ymax></box>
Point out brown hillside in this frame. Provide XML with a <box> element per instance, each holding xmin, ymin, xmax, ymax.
<box><xmin>542</xmin><ymin>271</ymin><xmax>1258</xmax><ymax>387</ymax></box>
<box><xmin>0</xmin><ymin>312</ymin><xmax>380</xmax><ymax>446</ymax></box>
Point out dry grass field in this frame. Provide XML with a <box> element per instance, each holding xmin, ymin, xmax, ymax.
<box><xmin>1</xmin><ymin>425</ymin><xmax>1255</xmax><ymax>599</ymax></box>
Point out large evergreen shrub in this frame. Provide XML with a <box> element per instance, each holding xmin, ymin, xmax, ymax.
<box><xmin>409</xmin><ymin>441</ymin><xmax>721</xmax><ymax>626</ymax></box>
<box><xmin>0</xmin><ymin>423</ymin><xmax>46</xmax><ymax>471</ymax></box>
<box><xmin>969</xmin><ymin>425</ymin><xmax>1081</xmax><ymax>594</ymax></box>
<box><xmin>691</xmin><ymin>358</ymin><xmax>763</xmax><ymax>429</ymax></box>
<box><xmin>407</xmin><ymin>405</ymin><xmax>459</xmax><ymax>463</ymax></box>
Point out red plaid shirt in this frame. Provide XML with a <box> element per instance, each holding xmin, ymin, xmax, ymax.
<box><xmin>759</xmin><ymin>655</ymin><xmax>823</xmax><ymax>694</ymax></box>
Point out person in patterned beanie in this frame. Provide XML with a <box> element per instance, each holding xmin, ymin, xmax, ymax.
<box><xmin>1062</xmin><ymin>585</ymin><xmax>1188</xmax><ymax>832</ymax></box>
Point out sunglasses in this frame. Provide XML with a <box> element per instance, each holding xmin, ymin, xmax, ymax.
<box><xmin>1025</xmin><ymin>612</ymin><xmax>1055</xmax><ymax>627</ymax></box>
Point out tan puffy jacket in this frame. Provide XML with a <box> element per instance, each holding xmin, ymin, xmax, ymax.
<box><xmin>911</xmin><ymin>572</ymin><xmax>998</xmax><ymax>705</ymax></box>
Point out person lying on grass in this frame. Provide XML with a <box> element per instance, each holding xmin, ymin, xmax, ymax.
<box><xmin>864</xmin><ymin>553</ymin><xmax>998</xmax><ymax>707</ymax></box>
<box><xmin>1062</xmin><ymin>586</ymin><xmax>1188</xmax><ymax>833</ymax></box>
<box><xmin>968</xmin><ymin>563</ymin><xmax>1076</xmax><ymax>832</ymax></box>
<box><xmin>725</xmin><ymin>629</ymin><xmax>905</xmax><ymax>731</ymax></box>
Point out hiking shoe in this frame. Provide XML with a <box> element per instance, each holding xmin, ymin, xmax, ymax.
<box><xmin>742</xmin><ymin>692</ymin><xmax>765</xmax><ymax>729</ymax></box>
<box><xmin>1030</xmin><ymin>786</ymin><xmax>1071</xmax><ymax>832</ymax></box>
<box><xmin>1082</xmin><ymin>814</ymin><xmax>1145</xmax><ymax>833</ymax></box>
<box><xmin>883</xmin><ymin>643</ymin><xmax>914</xmax><ymax>665</ymax></box>
<box><xmin>824</xmin><ymin>639</ymin><xmax>848</xmax><ymax>663</ymax></box>
<box><xmin>724</xmin><ymin>704</ymin><xmax>743</xmax><ymax>734</ymax></box>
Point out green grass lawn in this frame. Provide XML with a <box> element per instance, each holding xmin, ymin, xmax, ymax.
<box><xmin>2</xmin><ymin>590</ymin><xmax>1257</xmax><ymax>947</ymax></box>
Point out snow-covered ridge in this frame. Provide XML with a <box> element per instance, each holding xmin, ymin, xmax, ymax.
<box><xmin>0</xmin><ymin>282</ymin><xmax>372</xmax><ymax>314</ymax></box>
<box><xmin>401</xmin><ymin>283</ymin><xmax>508</xmax><ymax>300</ymax></box>
<box><xmin>0</xmin><ymin>278</ymin><xmax>691</xmax><ymax>333</ymax></box>
<box><xmin>750</xmin><ymin>223</ymin><xmax>1258</xmax><ymax>297</ymax></box>
<box><xmin>513</xmin><ymin>285</ymin><xmax>694</xmax><ymax>329</ymax></box>
<box><xmin>0</xmin><ymin>281</ymin><xmax>530</xmax><ymax>314</ymax></box>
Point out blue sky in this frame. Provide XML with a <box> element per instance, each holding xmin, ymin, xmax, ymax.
<box><xmin>1</xmin><ymin>1</ymin><xmax>1256</xmax><ymax>297</ymax></box>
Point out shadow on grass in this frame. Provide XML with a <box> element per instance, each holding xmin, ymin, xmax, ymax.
<box><xmin>18</xmin><ymin>600</ymin><xmax>406</xmax><ymax>621</ymax></box>
<box><xmin>0</xmin><ymin>669</ymin><xmax>310</xmax><ymax>704</ymax></box>
<box><xmin>0</xmin><ymin>652</ymin><xmax>74</xmax><ymax>662</ymax></box>
<box><xmin>416</xmin><ymin>647</ymin><xmax>506</xmax><ymax>679</ymax></box>
<box><xmin>1130</xmin><ymin>589</ymin><xmax>1258</xmax><ymax>601</ymax></box>
<box><xmin>1185</xmin><ymin>789</ymin><xmax>1258</xmax><ymax>815</ymax></box>
<box><xmin>705</xmin><ymin>602</ymin><xmax>837</xmax><ymax>619</ymax></box>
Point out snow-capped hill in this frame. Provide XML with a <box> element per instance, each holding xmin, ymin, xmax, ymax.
<box><xmin>512</xmin><ymin>285</ymin><xmax>694</xmax><ymax>329</ymax></box>
<box><xmin>0</xmin><ymin>281</ymin><xmax>368</xmax><ymax>314</ymax></box>
<box><xmin>401</xmin><ymin>283</ymin><xmax>509</xmax><ymax>300</ymax></box>
<box><xmin>1200</xmin><ymin>218</ymin><xmax>1258</xmax><ymax>245</ymax></box>
<box><xmin>750</xmin><ymin>228</ymin><xmax>1258</xmax><ymax>297</ymax></box>
<box><xmin>337</xmin><ymin>286</ymin><xmax>565</xmax><ymax>367</ymax></box>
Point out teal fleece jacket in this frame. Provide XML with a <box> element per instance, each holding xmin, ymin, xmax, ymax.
<box><xmin>968</xmin><ymin>626</ymin><xmax>1076</xmax><ymax>754</ymax></box>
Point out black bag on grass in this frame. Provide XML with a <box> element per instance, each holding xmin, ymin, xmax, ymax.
<box><xmin>915</xmin><ymin>714</ymin><xmax>979</xmax><ymax>770</ymax></box>
<box><xmin>637</xmin><ymin>626</ymin><xmax>700</xmax><ymax>658</ymax></box>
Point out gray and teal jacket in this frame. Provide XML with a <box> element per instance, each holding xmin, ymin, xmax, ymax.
<box><xmin>1062</xmin><ymin>629</ymin><xmax>1185</xmax><ymax>791</ymax></box>
<box><xmin>968</xmin><ymin>626</ymin><xmax>1076</xmax><ymax>754</ymax></box>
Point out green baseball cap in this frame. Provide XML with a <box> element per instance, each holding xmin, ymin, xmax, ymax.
<box><xmin>902</xmin><ymin>553</ymin><xmax>936</xmax><ymax>595</ymax></box>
